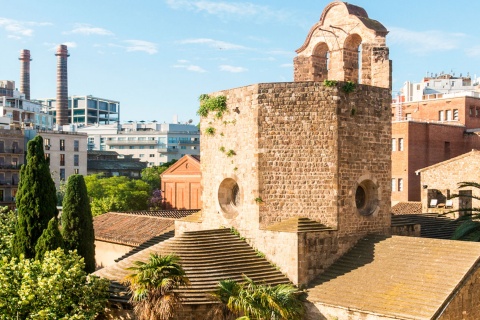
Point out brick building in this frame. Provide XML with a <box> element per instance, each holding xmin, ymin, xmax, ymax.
<box><xmin>0</xmin><ymin>129</ymin><xmax>24</xmax><ymax>209</ymax></box>
<box><xmin>160</xmin><ymin>155</ymin><xmax>201</xmax><ymax>210</ymax></box>
<box><xmin>392</xmin><ymin>76</ymin><xmax>480</xmax><ymax>203</ymax></box>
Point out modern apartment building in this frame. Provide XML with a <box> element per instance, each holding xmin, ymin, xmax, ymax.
<box><xmin>392</xmin><ymin>73</ymin><xmax>480</xmax><ymax>202</ymax></box>
<box><xmin>0</xmin><ymin>80</ymin><xmax>54</xmax><ymax>130</ymax></box>
<box><xmin>0</xmin><ymin>129</ymin><xmax>24</xmax><ymax>209</ymax></box>
<box><xmin>79</xmin><ymin>121</ymin><xmax>200</xmax><ymax>166</ymax></box>
<box><xmin>35</xmin><ymin>95</ymin><xmax>120</xmax><ymax>126</ymax></box>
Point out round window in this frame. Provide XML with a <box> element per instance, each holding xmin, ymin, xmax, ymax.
<box><xmin>355</xmin><ymin>179</ymin><xmax>378</xmax><ymax>216</ymax></box>
<box><xmin>218</xmin><ymin>178</ymin><xmax>241</xmax><ymax>218</ymax></box>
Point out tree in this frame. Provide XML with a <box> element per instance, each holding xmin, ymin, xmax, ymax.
<box><xmin>0</xmin><ymin>206</ymin><xmax>16</xmax><ymax>256</ymax></box>
<box><xmin>123</xmin><ymin>253</ymin><xmax>190</xmax><ymax>320</ymax></box>
<box><xmin>0</xmin><ymin>248</ymin><xmax>109</xmax><ymax>319</ymax></box>
<box><xmin>450</xmin><ymin>182</ymin><xmax>480</xmax><ymax>241</ymax></box>
<box><xmin>210</xmin><ymin>276</ymin><xmax>305</xmax><ymax>320</ymax></box>
<box><xmin>84</xmin><ymin>174</ymin><xmax>150</xmax><ymax>215</ymax></box>
<box><xmin>13</xmin><ymin>135</ymin><xmax>57</xmax><ymax>259</ymax></box>
<box><xmin>148</xmin><ymin>189</ymin><xmax>163</xmax><ymax>209</ymax></box>
<box><xmin>141</xmin><ymin>159</ymin><xmax>178</xmax><ymax>192</ymax></box>
<box><xmin>61</xmin><ymin>174</ymin><xmax>96</xmax><ymax>272</ymax></box>
<box><xmin>35</xmin><ymin>217</ymin><xmax>64</xmax><ymax>260</ymax></box>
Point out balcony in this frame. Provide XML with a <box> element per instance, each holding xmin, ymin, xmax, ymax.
<box><xmin>178</xmin><ymin>140</ymin><xmax>200</xmax><ymax>146</ymax></box>
<box><xmin>106</xmin><ymin>140</ymin><xmax>158</xmax><ymax>146</ymax></box>
<box><xmin>157</xmin><ymin>147</ymin><xmax>178</xmax><ymax>154</ymax></box>
<box><xmin>0</xmin><ymin>148</ymin><xmax>24</xmax><ymax>154</ymax></box>
<box><xmin>0</xmin><ymin>180</ymin><xmax>19</xmax><ymax>186</ymax></box>
<box><xmin>0</xmin><ymin>164</ymin><xmax>21</xmax><ymax>170</ymax></box>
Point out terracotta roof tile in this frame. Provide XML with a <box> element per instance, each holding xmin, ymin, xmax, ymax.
<box><xmin>94</xmin><ymin>212</ymin><xmax>176</xmax><ymax>246</ymax></box>
<box><xmin>308</xmin><ymin>235</ymin><xmax>480</xmax><ymax>319</ymax></box>
<box><xmin>391</xmin><ymin>202</ymin><xmax>422</xmax><ymax>215</ymax></box>
<box><xmin>113</xmin><ymin>209</ymin><xmax>199</xmax><ymax>219</ymax></box>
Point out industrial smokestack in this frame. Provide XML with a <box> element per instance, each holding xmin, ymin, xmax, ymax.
<box><xmin>55</xmin><ymin>44</ymin><xmax>69</xmax><ymax>126</ymax></box>
<box><xmin>19</xmin><ymin>49</ymin><xmax>32</xmax><ymax>100</ymax></box>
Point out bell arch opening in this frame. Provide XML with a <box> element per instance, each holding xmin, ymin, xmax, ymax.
<box><xmin>343</xmin><ymin>34</ymin><xmax>363</xmax><ymax>83</ymax></box>
<box><xmin>311</xmin><ymin>42</ymin><xmax>330</xmax><ymax>81</ymax></box>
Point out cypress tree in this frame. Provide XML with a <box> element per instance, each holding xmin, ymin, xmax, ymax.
<box><xmin>61</xmin><ymin>174</ymin><xmax>96</xmax><ymax>272</ymax></box>
<box><xmin>13</xmin><ymin>135</ymin><xmax>57</xmax><ymax>258</ymax></box>
<box><xmin>35</xmin><ymin>217</ymin><xmax>64</xmax><ymax>260</ymax></box>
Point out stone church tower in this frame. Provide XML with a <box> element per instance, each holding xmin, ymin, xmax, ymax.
<box><xmin>178</xmin><ymin>1</ymin><xmax>392</xmax><ymax>285</ymax></box>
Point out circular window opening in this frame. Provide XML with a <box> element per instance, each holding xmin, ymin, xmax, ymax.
<box><xmin>218</xmin><ymin>178</ymin><xmax>241</xmax><ymax>218</ymax></box>
<box><xmin>355</xmin><ymin>179</ymin><xmax>378</xmax><ymax>216</ymax></box>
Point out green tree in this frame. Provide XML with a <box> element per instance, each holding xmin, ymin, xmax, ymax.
<box><xmin>123</xmin><ymin>253</ymin><xmax>190</xmax><ymax>320</ymax></box>
<box><xmin>450</xmin><ymin>182</ymin><xmax>480</xmax><ymax>241</ymax></box>
<box><xmin>61</xmin><ymin>174</ymin><xmax>96</xmax><ymax>272</ymax></box>
<box><xmin>210</xmin><ymin>276</ymin><xmax>305</xmax><ymax>320</ymax></box>
<box><xmin>0</xmin><ymin>206</ymin><xmax>16</xmax><ymax>256</ymax></box>
<box><xmin>13</xmin><ymin>135</ymin><xmax>57</xmax><ymax>259</ymax></box>
<box><xmin>141</xmin><ymin>159</ymin><xmax>178</xmax><ymax>192</ymax></box>
<box><xmin>0</xmin><ymin>248</ymin><xmax>109</xmax><ymax>319</ymax></box>
<box><xmin>35</xmin><ymin>217</ymin><xmax>64</xmax><ymax>260</ymax></box>
<box><xmin>84</xmin><ymin>175</ymin><xmax>150</xmax><ymax>215</ymax></box>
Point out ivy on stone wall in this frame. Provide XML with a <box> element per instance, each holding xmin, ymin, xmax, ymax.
<box><xmin>197</xmin><ymin>94</ymin><xmax>227</xmax><ymax>118</ymax></box>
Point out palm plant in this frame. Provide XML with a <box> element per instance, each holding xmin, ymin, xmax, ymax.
<box><xmin>210</xmin><ymin>275</ymin><xmax>305</xmax><ymax>320</ymax></box>
<box><xmin>450</xmin><ymin>182</ymin><xmax>480</xmax><ymax>241</ymax></box>
<box><xmin>123</xmin><ymin>253</ymin><xmax>189</xmax><ymax>320</ymax></box>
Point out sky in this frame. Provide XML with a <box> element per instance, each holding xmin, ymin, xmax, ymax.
<box><xmin>1</xmin><ymin>0</ymin><xmax>480</xmax><ymax>124</ymax></box>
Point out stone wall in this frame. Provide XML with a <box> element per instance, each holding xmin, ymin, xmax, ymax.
<box><xmin>419</xmin><ymin>151</ymin><xmax>480</xmax><ymax>212</ymax></box>
<box><xmin>438</xmin><ymin>263</ymin><xmax>480</xmax><ymax>320</ymax></box>
<box><xmin>198</xmin><ymin>81</ymin><xmax>391</xmax><ymax>284</ymax></box>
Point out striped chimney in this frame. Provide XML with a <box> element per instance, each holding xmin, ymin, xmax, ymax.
<box><xmin>19</xmin><ymin>49</ymin><xmax>32</xmax><ymax>100</ymax></box>
<box><xmin>55</xmin><ymin>44</ymin><xmax>69</xmax><ymax>126</ymax></box>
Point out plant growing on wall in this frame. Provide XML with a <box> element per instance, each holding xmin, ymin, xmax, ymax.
<box><xmin>254</xmin><ymin>197</ymin><xmax>264</xmax><ymax>204</ymax></box>
<box><xmin>226</xmin><ymin>150</ymin><xmax>236</xmax><ymax>157</ymax></box>
<box><xmin>342</xmin><ymin>81</ymin><xmax>356</xmax><ymax>93</ymax></box>
<box><xmin>197</xmin><ymin>94</ymin><xmax>227</xmax><ymax>118</ymax></box>
<box><xmin>219</xmin><ymin>146</ymin><xmax>226</xmax><ymax>153</ymax></box>
<box><xmin>323</xmin><ymin>79</ymin><xmax>338</xmax><ymax>87</ymax></box>
<box><xmin>205</xmin><ymin>126</ymin><xmax>216</xmax><ymax>136</ymax></box>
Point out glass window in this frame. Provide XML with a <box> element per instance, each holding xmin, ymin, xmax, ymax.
<box><xmin>74</xmin><ymin>154</ymin><xmax>79</xmax><ymax>166</ymax></box>
<box><xmin>453</xmin><ymin>109</ymin><xmax>459</xmax><ymax>120</ymax></box>
<box><xmin>438</xmin><ymin>110</ymin><xmax>444</xmax><ymax>121</ymax></box>
<box><xmin>399</xmin><ymin>138</ymin><xmax>404</xmax><ymax>151</ymax></box>
<box><xmin>392</xmin><ymin>138</ymin><xmax>397</xmax><ymax>152</ymax></box>
<box><xmin>60</xmin><ymin>169</ymin><xmax>65</xmax><ymax>181</ymax></box>
<box><xmin>60</xmin><ymin>154</ymin><xmax>65</xmax><ymax>166</ymax></box>
<box><xmin>398</xmin><ymin>178</ymin><xmax>403</xmax><ymax>192</ymax></box>
<box><xmin>149</xmin><ymin>154</ymin><xmax>155</xmax><ymax>157</ymax></box>
<box><xmin>139</xmin><ymin>154</ymin><xmax>145</xmax><ymax>158</ymax></box>
<box><xmin>74</xmin><ymin>168</ymin><xmax>79</xmax><ymax>174</ymax></box>
<box><xmin>60</xmin><ymin>139</ymin><xmax>65</xmax><ymax>151</ymax></box>
<box><xmin>181</xmin><ymin>146</ymin><xmax>186</xmax><ymax>150</ymax></box>
<box><xmin>391</xmin><ymin>179</ymin><xmax>396</xmax><ymax>192</ymax></box>
<box><xmin>74</xmin><ymin>140</ymin><xmax>79</xmax><ymax>152</ymax></box>
<box><xmin>446</xmin><ymin>110</ymin><xmax>452</xmax><ymax>121</ymax></box>
<box><xmin>405</xmin><ymin>113</ymin><xmax>412</xmax><ymax>120</ymax></box>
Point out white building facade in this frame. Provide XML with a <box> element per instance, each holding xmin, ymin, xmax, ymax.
<box><xmin>79</xmin><ymin>122</ymin><xmax>200</xmax><ymax>167</ymax></box>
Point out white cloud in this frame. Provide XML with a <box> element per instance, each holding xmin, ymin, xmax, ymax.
<box><xmin>177</xmin><ymin>59</ymin><xmax>190</xmax><ymax>63</ymax></box>
<box><xmin>165</xmin><ymin>0</ymin><xmax>291</xmax><ymax>22</ymax></box>
<box><xmin>61</xmin><ymin>42</ymin><xmax>77</xmax><ymax>48</ymax></box>
<box><xmin>219</xmin><ymin>65</ymin><xmax>247</xmax><ymax>73</ymax></box>
<box><xmin>388</xmin><ymin>27</ymin><xmax>465</xmax><ymax>55</ymax></box>
<box><xmin>178</xmin><ymin>38</ymin><xmax>247</xmax><ymax>50</ymax></box>
<box><xmin>65</xmin><ymin>24</ymin><xmax>114</xmax><ymax>36</ymax></box>
<box><xmin>0</xmin><ymin>17</ymin><xmax>52</xmax><ymax>38</ymax></box>
<box><xmin>280</xmin><ymin>63</ymin><xmax>293</xmax><ymax>68</ymax></box>
<box><xmin>466</xmin><ymin>45</ymin><xmax>480</xmax><ymax>57</ymax></box>
<box><xmin>173</xmin><ymin>63</ymin><xmax>206</xmax><ymax>73</ymax></box>
<box><xmin>123</xmin><ymin>40</ymin><xmax>158</xmax><ymax>54</ymax></box>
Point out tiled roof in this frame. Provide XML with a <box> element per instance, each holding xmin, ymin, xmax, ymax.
<box><xmin>391</xmin><ymin>201</ymin><xmax>422</xmax><ymax>215</ymax></box>
<box><xmin>93</xmin><ymin>212</ymin><xmax>176</xmax><ymax>246</ymax></box>
<box><xmin>391</xmin><ymin>213</ymin><xmax>461</xmax><ymax>240</ymax></box>
<box><xmin>94</xmin><ymin>229</ymin><xmax>290</xmax><ymax>305</ymax></box>
<box><xmin>87</xmin><ymin>159</ymin><xmax>147</xmax><ymax>171</ymax></box>
<box><xmin>264</xmin><ymin>217</ymin><xmax>332</xmax><ymax>233</ymax></box>
<box><xmin>114</xmin><ymin>209</ymin><xmax>199</xmax><ymax>219</ymax></box>
<box><xmin>308</xmin><ymin>235</ymin><xmax>480</xmax><ymax>319</ymax></box>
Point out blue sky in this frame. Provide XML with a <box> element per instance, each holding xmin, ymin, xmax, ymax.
<box><xmin>1</xmin><ymin>0</ymin><xmax>480</xmax><ymax>123</ymax></box>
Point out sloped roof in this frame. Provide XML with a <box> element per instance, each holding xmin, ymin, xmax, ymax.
<box><xmin>264</xmin><ymin>217</ymin><xmax>332</xmax><ymax>233</ymax></box>
<box><xmin>160</xmin><ymin>154</ymin><xmax>201</xmax><ymax>178</ymax></box>
<box><xmin>391</xmin><ymin>213</ymin><xmax>461</xmax><ymax>240</ymax></box>
<box><xmin>416</xmin><ymin>149</ymin><xmax>480</xmax><ymax>174</ymax></box>
<box><xmin>94</xmin><ymin>212</ymin><xmax>175</xmax><ymax>246</ymax></box>
<box><xmin>87</xmin><ymin>159</ymin><xmax>147</xmax><ymax>171</ymax></box>
<box><xmin>308</xmin><ymin>235</ymin><xmax>480</xmax><ymax>319</ymax></box>
<box><xmin>391</xmin><ymin>201</ymin><xmax>422</xmax><ymax>215</ymax></box>
<box><xmin>94</xmin><ymin>228</ymin><xmax>290</xmax><ymax>305</ymax></box>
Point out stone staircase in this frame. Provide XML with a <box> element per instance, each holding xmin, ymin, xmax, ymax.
<box><xmin>95</xmin><ymin>228</ymin><xmax>290</xmax><ymax>305</ymax></box>
<box><xmin>114</xmin><ymin>230</ymin><xmax>175</xmax><ymax>263</ymax></box>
